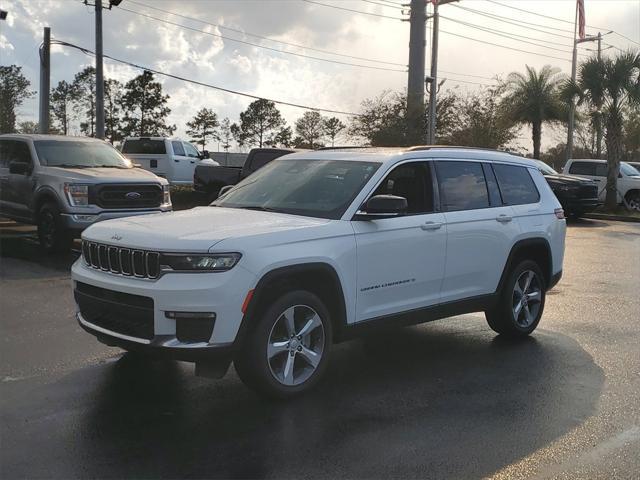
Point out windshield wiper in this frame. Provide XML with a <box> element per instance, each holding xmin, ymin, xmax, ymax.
<box><xmin>234</xmin><ymin>205</ymin><xmax>281</xmax><ymax>213</ymax></box>
<box><xmin>50</xmin><ymin>164</ymin><xmax>91</xmax><ymax>169</ymax></box>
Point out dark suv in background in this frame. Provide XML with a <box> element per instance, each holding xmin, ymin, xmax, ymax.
<box><xmin>535</xmin><ymin>160</ymin><xmax>600</xmax><ymax>218</ymax></box>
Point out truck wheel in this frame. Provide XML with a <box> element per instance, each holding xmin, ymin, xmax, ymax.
<box><xmin>234</xmin><ymin>290</ymin><xmax>333</xmax><ymax>398</ymax></box>
<box><xmin>485</xmin><ymin>260</ymin><xmax>546</xmax><ymax>337</ymax></box>
<box><xmin>38</xmin><ymin>202</ymin><xmax>73</xmax><ymax>253</ymax></box>
<box><xmin>625</xmin><ymin>191</ymin><xmax>640</xmax><ymax>212</ymax></box>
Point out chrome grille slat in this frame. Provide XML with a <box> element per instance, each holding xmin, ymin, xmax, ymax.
<box><xmin>82</xmin><ymin>241</ymin><xmax>160</xmax><ymax>280</ymax></box>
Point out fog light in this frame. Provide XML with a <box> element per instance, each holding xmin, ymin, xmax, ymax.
<box><xmin>166</xmin><ymin>311</ymin><xmax>216</xmax><ymax>343</ymax></box>
<box><xmin>72</xmin><ymin>214</ymin><xmax>97</xmax><ymax>222</ymax></box>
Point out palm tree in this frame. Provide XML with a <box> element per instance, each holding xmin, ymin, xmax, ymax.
<box><xmin>564</xmin><ymin>52</ymin><xmax>640</xmax><ymax>210</ymax></box>
<box><xmin>503</xmin><ymin>65</ymin><xmax>566</xmax><ymax>159</ymax></box>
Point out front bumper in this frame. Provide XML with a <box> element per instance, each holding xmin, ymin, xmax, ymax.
<box><xmin>71</xmin><ymin>259</ymin><xmax>256</xmax><ymax>350</ymax></box>
<box><xmin>61</xmin><ymin>207</ymin><xmax>172</xmax><ymax>230</ymax></box>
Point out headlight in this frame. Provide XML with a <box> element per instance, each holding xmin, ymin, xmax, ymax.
<box><xmin>64</xmin><ymin>184</ymin><xmax>89</xmax><ymax>206</ymax></box>
<box><xmin>160</xmin><ymin>253</ymin><xmax>241</xmax><ymax>272</ymax></box>
<box><xmin>162</xmin><ymin>185</ymin><xmax>172</xmax><ymax>206</ymax></box>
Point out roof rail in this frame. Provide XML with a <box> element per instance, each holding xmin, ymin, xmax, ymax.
<box><xmin>316</xmin><ymin>145</ymin><xmax>373</xmax><ymax>150</ymax></box>
<box><xmin>406</xmin><ymin>145</ymin><xmax>518</xmax><ymax>155</ymax></box>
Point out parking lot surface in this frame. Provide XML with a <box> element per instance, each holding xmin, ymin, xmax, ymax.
<box><xmin>1</xmin><ymin>219</ymin><xmax>639</xmax><ymax>479</ymax></box>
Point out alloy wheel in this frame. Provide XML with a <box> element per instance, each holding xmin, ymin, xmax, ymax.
<box><xmin>512</xmin><ymin>270</ymin><xmax>542</xmax><ymax>328</ymax></box>
<box><xmin>267</xmin><ymin>304</ymin><xmax>325</xmax><ymax>386</ymax></box>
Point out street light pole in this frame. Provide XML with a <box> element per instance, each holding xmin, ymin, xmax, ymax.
<box><xmin>95</xmin><ymin>0</ymin><xmax>105</xmax><ymax>139</ymax></box>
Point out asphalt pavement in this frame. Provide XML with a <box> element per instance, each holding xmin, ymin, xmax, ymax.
<box><xmin>1</xmin><ymin>219</ymin><xmax>639</xmax><ymax>479</ymax></box>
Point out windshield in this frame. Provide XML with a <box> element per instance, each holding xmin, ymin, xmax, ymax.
<box><xmin>535</xmin><ymin>160</ymin><xmax>557</xmax><ymax>175</ymax></box>
<box><xmin>34</xmin><ymin>140</ymin><xmax>132</xmax><ymax>168</ymax></box>
<box><xmin>213</xmin><ymin>159</ymin><xmax>380</xmax><ymax>219</ymax></box>
<box><xmin>621</xmin><ymin>162</ymin><xmax>640</xmax><ymax>176</ymax></box>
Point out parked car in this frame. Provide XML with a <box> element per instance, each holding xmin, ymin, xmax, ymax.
<box><xmin>0</xmin><ymin>134</ymin><xmax>171</xmax><ymax>252</ymax></box>
<box><xmin>193</xmin><ymin>147</ymin><xmax>296</xmax><ymax>201</ymax></box>
<box><xmin>626</xmin><ymin>161</ymin><xmax>640</xmax><ymax>172</ymax></box>
<box><xmin>121</xmin><ymin>137</ymin><xmax>209</xmax><ymax>185</ymax></box>
<box><xmin>73</xmin><ymin>146</ymin><xmax>566</xmax><ymax>398</ymax></box>
<box><xmin>534</xmin><ymin>160</ymin><xmax>600</xmax><ymax>218</ymax></box>
<box><xmin>563</xmin><ymin>158</ymin><xmax>640</xmax><ymax>211</ymax></box>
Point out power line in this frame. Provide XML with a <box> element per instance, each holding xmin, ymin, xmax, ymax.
<box><xmin>485</xmin><ymin>0</ymin><xmax>639</xmax><ymax>46</ymax></box>
<box><xmin>52</xmin><ymin>39</ymin><xmax>363</xmax><ymax>116</ymax></box>
<box><xmin>117</xmin><ymin>5</ymin><xmax>407</xmax><ymax>72</ymax></box>
<box><xmin>438</xmin><ymin>29</ymin><xmax>572</xmax><ymax>63</ymax></box>
<box><xmin>127</xmin><ymin>0</ymin><xmax>406</xmax><ymax>67</ymax></box>
<box><xmin>360</xmin><ymin>0</ymin><xmax>404</xmax><ymax>10</ymax></box>
<box><xmin>301</xmin><ymin>0</ymin><xmax>402</xmax><ymax>20</ymax></box>
<box><xmin>440</xmin><ymin>15</ymin><xmax>577</xmax><ymax>54</ymax></box>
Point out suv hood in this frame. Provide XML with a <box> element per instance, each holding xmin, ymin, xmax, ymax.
<box><xmin>544</xmin><ymin>173</ymin><xmax>595</xmax><ymax>185</ymax></box>
<box><xmin>42</xmin><ymin>166</ymin><xmax>166</xmax><ymax>184</ymax></box>
<box><xmin>82</xmin><ymin>206</ymin><xmax>330</xmax><ymax>251</ymax></box>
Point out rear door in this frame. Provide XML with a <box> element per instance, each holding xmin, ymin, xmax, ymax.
<box><xmin>179</xmin><ymin>142</ymin><xmax>201</xmax><ymax>183</ymax></box>
<box><xmin>0</xmin><ymin>139</ymin><xmax>35</xmax><ymax>220</ymax></box>
<box><xmin>436</xmin><ymin>160</ymin><xmax>520</xmax><ymax>303</ymax></box>
<box><xmin>121</xmin><ymin>138</ymin><xmax>169</xmax><ymax>178</ymax></box>
<box><xmin>353</xmin><ymin>161</ymin><xmax>446</xmax><ymax>321</ymax></box>
<box><xmin>567</xmin><ymin>161</ymin><xmax>605</xmax><ymax>200</ymax></box>
<box><xmin>170</xmin><ymin>140</ymin><xmax>192</xmax><ymax>183</ymax></box>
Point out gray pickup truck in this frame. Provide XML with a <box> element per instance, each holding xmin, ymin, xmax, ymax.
<box><xmin>193</xmin><ymin>148</ymin><xmax>296</xmax><ymax>201</ymax></box>
<box><xmin>0</xmin><ymin>134</ymin><xmax>172</xmax><ymax>252</ymax></box>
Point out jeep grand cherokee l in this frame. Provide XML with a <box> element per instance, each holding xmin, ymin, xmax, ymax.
<box><xmin>72</xmin><ymin>147</ymin><xmax>566</xmax><ymax>397</ymax></box>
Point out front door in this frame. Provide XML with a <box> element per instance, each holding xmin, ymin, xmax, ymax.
<box><xmin>0</xmin><ymin>139</ymin><xmax>35</xmax><ymax>220</ymax></box>
<box><xmin>352</xmin><ymin>161</ymin><xmax>446</xmax><ymax>322</ymax></box>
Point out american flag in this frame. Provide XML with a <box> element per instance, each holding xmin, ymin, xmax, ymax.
<box><xmin>577</xmin><ymin>0</ymin><xmax>586</xmax><ymax>39</ymax></box>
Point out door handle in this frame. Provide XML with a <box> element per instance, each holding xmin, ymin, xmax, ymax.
<box><xmin>421</xmin><ymin>221</ymin><xmax>443</xmax><ymax>231</ymax></box>
<box><xmin>496</xmin><ymin>214</ymin><xmax>513</xmax><ymax>223</ymax></box>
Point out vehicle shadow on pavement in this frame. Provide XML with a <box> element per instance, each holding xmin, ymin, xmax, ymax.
<box><xmin>1</xmin><ymin>322</ymin><xmax>603</xmax><ymax>479</ymax></box>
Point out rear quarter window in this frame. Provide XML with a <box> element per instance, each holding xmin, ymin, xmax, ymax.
<box><xmin>435</xmin><ymin>161</ymin><xmax>490</xmax><ymax>211</ymax></box>
<box><xmin>122</xmin><ymin>139</ymin><xmax>166</xmax><ymax>154</ymax></box>
<box><xmin>569</xmin><ymin>162</ymin><xmax>597</xmax><ymax>175</ymax></box>
<box><xmin>493</xmin><ymin>164</ymin><xmax>540</xmax><ymax>205</ymax></box>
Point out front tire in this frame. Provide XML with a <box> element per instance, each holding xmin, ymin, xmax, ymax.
<box><xmin>625</xmin><ymin>191</ymin><xmax>640</xmax><ymax>212</ymax></box>
<box><xmin>37</xmin><ymin>202</ymin><xmax>73</xmax><ymax>253</ymax></box>
<box><xmin>486</xmin><ymin>260</ymin><xmax>546</xmax><ymax>337</ymax></box>
<box><xmin>234</xmin><ymin>290</ymin><xmax>333</xmax><ymax>398</ymax></box>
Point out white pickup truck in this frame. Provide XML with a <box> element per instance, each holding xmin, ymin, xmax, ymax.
<box><xmin>121</xmin><ymin>137</ymin><xmax>218</xmax><ymax>186</ymax></box>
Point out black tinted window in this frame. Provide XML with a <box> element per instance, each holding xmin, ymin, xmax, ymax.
<box><xmin>171</xmin><ymin>141</ymin><xmax>185</xmax><ymax>156</ymax></box>
<box><xmin>0</xmin><ymin>140</ymin><xmax>32</xmax><ymax>168</ymax></box>
<box><xmin>595</xmin><ymin>163</ymin><xmax>608</xmax><ymax>177</ymax></box>
<box><xmin>493</xmin><ymin>164</ymin><xmax>540</xmax><ymax>205</ymax></box>
<box><xmin>122</xmin><ymin>139</ymin><xmax>166</xmax><ymax>154</ymax></box>
<box><xmin>373</xmin><ymin>162</ymin><xmax>433</xmax><ymax>214</ymax></box>
<box><xmin>435</xmin><ymin>161</ymin><xmax>489</xmax><ymax>211</ymax></box>
<box><xmin>569</xmin><ymin>162</ymin><xmax>596</xmax><ymax>175</ymax></box>
<box><xmin>249</xmin><ymin>151</ymin><xmax>287</xmax><ymax>171</ymax></box>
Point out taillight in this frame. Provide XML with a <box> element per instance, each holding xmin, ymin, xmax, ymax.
<box><xmin>554</xmin><ymin>208</ymin><xmax>565</xmax><ymax>219</ymax></box>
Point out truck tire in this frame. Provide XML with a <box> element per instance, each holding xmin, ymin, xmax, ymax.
<box><xmin>485</xmin><ymin>260</ymin><xmax>546</xmax><ymax>337</ymax></box>
<box><xmin>234</xmin><ymin>290</ymin><xmax>333</xmax><ymax>398</ymax></box>
<box><xmin>38</xmin><ymin>202</ymin><xmax>73</xmax><ymax>253</ymax></box>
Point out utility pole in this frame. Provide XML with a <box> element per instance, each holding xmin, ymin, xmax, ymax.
<box><xmin>95</xmin><ymin>0</ymin><xmax>105</xmax><ymax>139</ymax></box>
<box><xmin>595</xmin><ymin>32</ymin><xmax>603</xmax><ymax>158</ymax></box>
<box><xmin>427</xmin><ymin>0</ymin><xmax>458</xmax><ymax>144</ymax></box>
<box><xmin>406</xmin><ymin>0</ymin><xmax>426</xmax><ymax>144</ymax></box>
<box><xmin>39</xmin><ymin>27</ymin><xmax>50</xmax><ymax>134</ymax></box>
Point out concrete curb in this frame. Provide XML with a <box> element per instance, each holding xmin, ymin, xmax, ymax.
<box><xmin>583</xmin><ymin>213</ymin><xmax>640</xmax><ymax>223</ymax></box>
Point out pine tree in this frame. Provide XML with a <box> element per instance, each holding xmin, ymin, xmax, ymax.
<box><xmin>294</xmin><ymin>111</ymin><xmax>325</xmax><ymax>149</ymax></box>
<box><xmin>50</xmin><ymin>80</ymin><xmax>78</xmax><ymax>135</ymax></box>
<box><xmin>121</xmin><ymin>71</ymin><xmax>175</xmax><ymax>137</ymax></box>
<box><xmin>0</xmin><ymin>65</ymin><xmax>34</xmax><ymax>133</ymax></box>
<box><xmin>323</xmin><ymin>117</ymin><xmax>346</xmax><ymax>147</ymax></box>
<box><xmin>219</xmin><ymin>117</ymin><xmax>232</xmax><ymax>152</ymax></box>
<box><xmin>232</xmin><ymin>99</ymin><xmax>286</xmax><ymax>148</ymax></box>
<box><xmin>186</xmin><ymin>108</ymin><xmax>220</xmax><ymax>154</ymax></box>
<box><xmin>72</xmin><ymin>66</ymin><xmax>96</xmax><ymax>136</ymax></box>
<box><xmin>104</xmin><ymin>78</ymin><xmax>124</xmax><ymax>143</ymax></box>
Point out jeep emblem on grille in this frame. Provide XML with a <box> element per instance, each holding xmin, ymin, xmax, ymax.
<box><xmin>125</xmin><ymin>191</ymin><xmax>142</xmax><ymax>199</ymax></box>
<box><xmin>111</xmin><ymin>234</ymin><xmax>122</xmax><ymax>241</ymax></box>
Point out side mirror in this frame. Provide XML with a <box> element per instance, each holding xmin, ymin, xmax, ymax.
<box><xmin>356</xmin><ymin>194</ymin><xmax>407</xmax><ymax>219</ymax></box>
<box><xmin>9</xmin><ymin>161</ymin><xmax>31</xmax><ymax>175</ymax></box>
<box><xmin>218</xmin><ymin>185</ymin><xmax>234</xmax><ymax>197</ymax></box>
<box><xmin>202</xmin><ymin>150</ymin><xmax>210</xmax><ymax>159</ymax></box>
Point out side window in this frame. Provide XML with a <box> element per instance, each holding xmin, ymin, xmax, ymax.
<box><xmin>248</xmin><ymin>152</ymin><xmax>280</xmax><ymax>172</ymax></box>
<box><xmin>594</xmin><ymin>163</ymin><xmax>608</xmax><ymax>177</ymax></box>
<box><xmin>493</xmin><ymin>164</ymin><xmax>540</xmax><ymax>205</ymax></box>
<box><xmin>482</xmin><ymin>163</ymin><xmax>503</xmax><ymax>206</ymax></box>
<box><xmin>435</xmin><ymin>161</ymin><xmax>489</xmax><ymax>211</ymax></box>
<box><xmin>372</xmin><ymin>162</ymin><xmax>434</xmax><ymax>214</ymax></box>
<box><xmin>171</xmin><ymin>141</ymin><xmax>185</xmax><ymax>156</ymax></box>
<box><xmin>184</xmin><ymin>143</ymin><xmax>200</xmax><ymax>158</ymax></box>
<box><xmin>569</xmin><ymin>162</ymin><xmax>596</xmax><ymax>175</ymax></box>
<box><xmin>0</xmin><ymin>140</ymin><xmax>31</xmax><ymax>168</ymax></box>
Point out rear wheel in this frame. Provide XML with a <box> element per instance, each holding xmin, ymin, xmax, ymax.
<box><xmin>234</xmin><ymin>290</ymin><xmax>333</xmax><ymax>398</ymax></box>
<box><xmin>625</xmin><ymin>191</ymin><xmax>640</xmax><ymax>212</ymax></box>
<box><xmin>486</xmin><ymin>260</ymin><xmax>546</xmax><ymax>337</ymax></box>
<box><xmin>38</xmin><ymin>202</ymin><xmax>73</xmax><ymax>253</ymax></box>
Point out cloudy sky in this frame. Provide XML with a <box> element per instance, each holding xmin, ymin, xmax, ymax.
<box><xmin>1</xmin><ymin>0</ymin><xmax>638</xmax><ymax>152</ymax></box>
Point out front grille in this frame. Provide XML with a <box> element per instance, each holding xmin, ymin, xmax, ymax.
<box><xmin>91</xmin><ymin>184</ymin><xmax>162</xmax><ymax>209</ymax></box>
<box><xmin>82</xmin><ymin>240</ymin><xmax>160</xmax><ymax>279</ymax></box>
<box><xmin>579</xmin><ymin>184</ymin><xmax>598</xmax><ymax>198</ymax></box>
<box><xmin>75</xmin><ymin>282</ymin><xmax>154</xmax><ymax>340</ymax></box>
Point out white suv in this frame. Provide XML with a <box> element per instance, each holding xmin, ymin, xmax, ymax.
<box><xmin>72</xmin><ymin>147</ymin><xmax>566</xmax><ymax>397</ymax></box>
<box><xmin>563</xmin><ymin>158</ymin><xmax>640</xmax><ymax>211</ymax></box>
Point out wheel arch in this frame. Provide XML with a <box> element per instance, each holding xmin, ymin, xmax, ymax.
<box><xmin>237</xmin><ymin>262</ymin><xmax>348</xmax><ymax>346</ymax></box>
<box><xmin>497</xmin><ymin>238</ymin><xmax>553</xmax><ymax>293</ymax></box>
<box><xmin>32</xmin><ymin>187</ymin><xmax>64</xmax><ymax>222</ymax></box>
